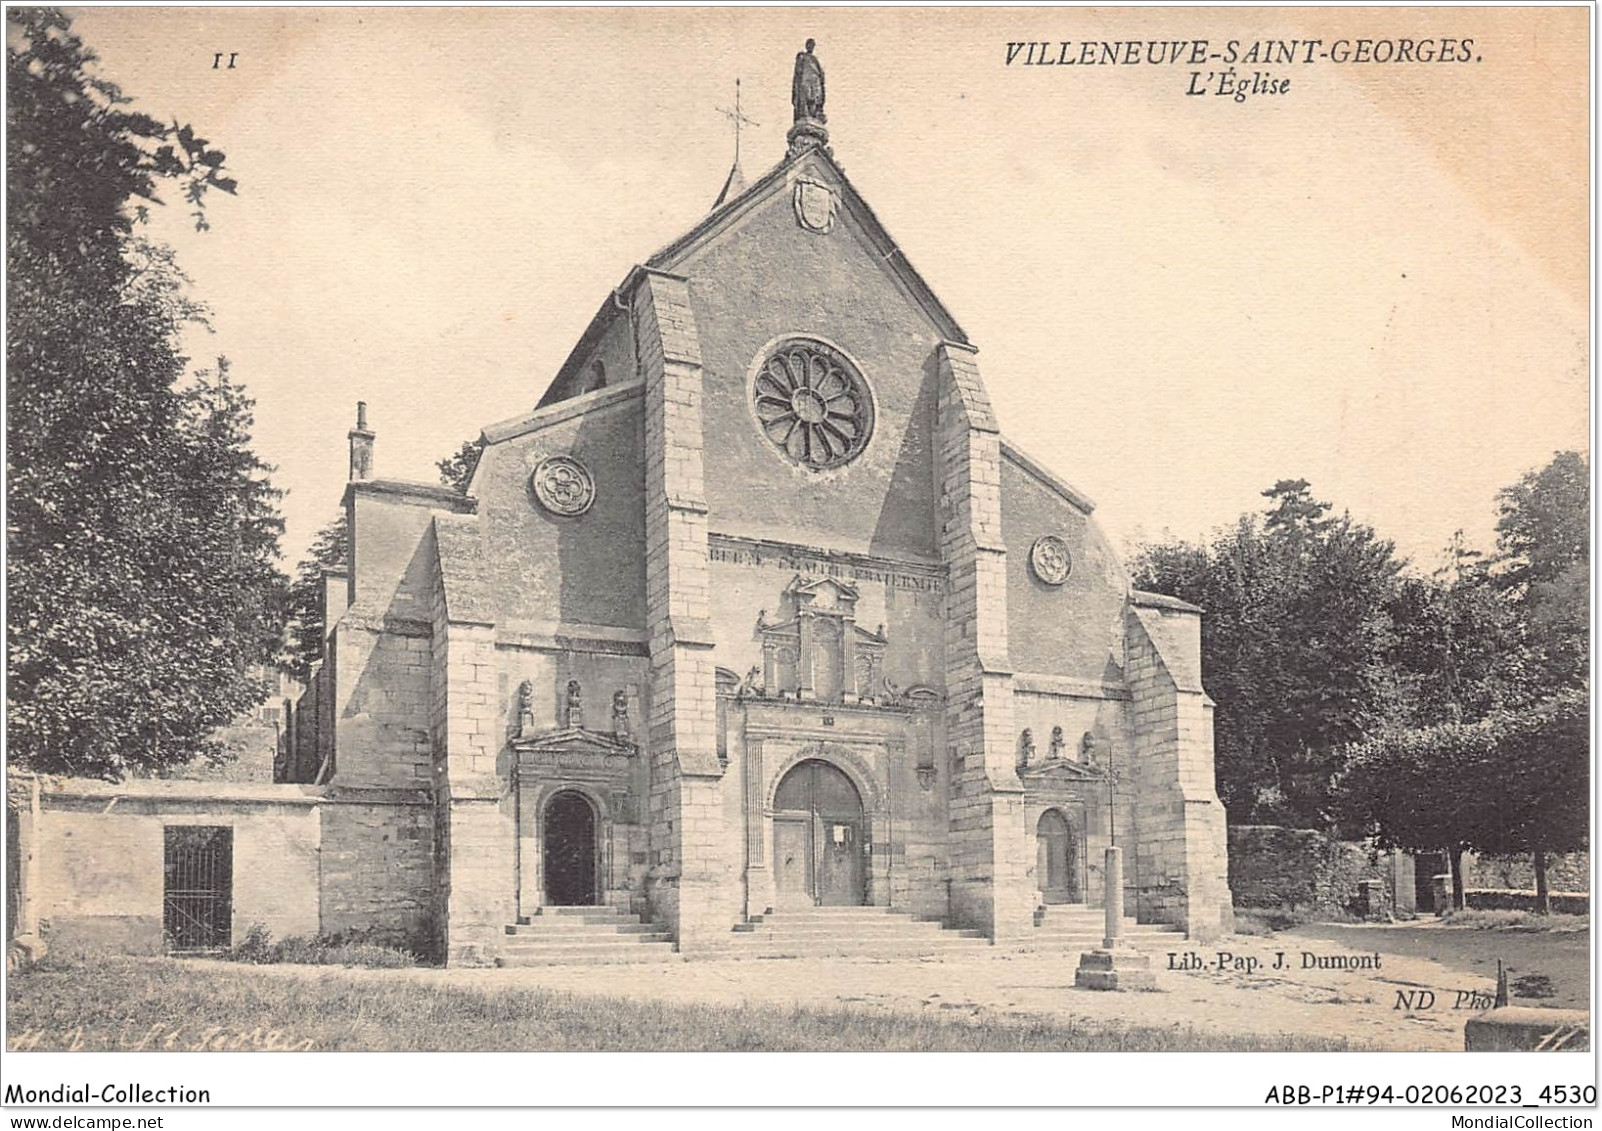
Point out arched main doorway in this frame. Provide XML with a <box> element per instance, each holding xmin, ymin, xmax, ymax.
<box><xmin>772</xmin><ymin>758</ymin><xmax>866</xmax><ymax>907</ymax></box>
<box><xmin>543</xmin><ymin>791</ymin><xmax>598</xmax><ymax>906</ymax></box>
<box><xmin>1036</xmin><ymin>809</ymin><xmax>1083</xmax><ymax>904</ymax></box>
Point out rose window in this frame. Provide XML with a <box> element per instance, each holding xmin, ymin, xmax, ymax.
<box><xmin>752</xmin><ymin>339</ymin><xmax>873</xmax><ymax>469</ymax></box>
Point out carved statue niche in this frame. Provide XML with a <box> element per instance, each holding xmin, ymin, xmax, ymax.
<box><xmin>1018</xmin><ymin>727</ymin><xmax>1037</xmax><ymax>771</ymax></box>
<box><xmin>566</xmin><ymin>680</ymin><xmax>584</xmax><ymax>730</ymax></box>
<box><xmin>611</xmin><ymin>690</ymin><xmax>630</xmax><ymax>740</ymax></box>
<box><xmin>1048</xmin><ymin>726</ymin><xmax>1066</xmax><ymax>761</ymax></box>
<box><xmin>515</xmin><ymin>680</ymin><xmax>536</xmax><ymax>739</ymax></box>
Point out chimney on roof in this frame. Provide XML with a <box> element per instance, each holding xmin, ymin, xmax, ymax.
<box><xmin>348</xmin><ymin>401</ymin><xmax>374</xmax><ymax>481</ymax></box>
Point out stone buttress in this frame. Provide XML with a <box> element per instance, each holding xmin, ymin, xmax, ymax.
<box><xmin>936</xmin><ymin>342</ymin><xmax>1033</xmax><ymax>939</ymax></box>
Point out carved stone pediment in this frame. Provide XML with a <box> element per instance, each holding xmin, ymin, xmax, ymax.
<box><xmin>1019</xmin><ymin>757</ymin><xmax>1106</xmax><ymax>785</ymax></box>
<box><xmin>787</xmin><ymin>574</ymin><xmax>859</xmax><ymax>612</ymax></box>
<box><xmin>512</xmin><ymin>726</ymin><xmax>636</xmax><ymax>775</ymax></box>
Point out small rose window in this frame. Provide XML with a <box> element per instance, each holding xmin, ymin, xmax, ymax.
<box><xmin>751</xmin><ymin>339</ymin><xmax>873</xmax><ymax>470</ymax></box>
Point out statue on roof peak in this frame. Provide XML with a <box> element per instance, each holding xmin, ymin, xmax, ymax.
<box><xmin>792</xmin><ymin>39</ymin><xmax>825</xmax><ymax>124</ymax></box>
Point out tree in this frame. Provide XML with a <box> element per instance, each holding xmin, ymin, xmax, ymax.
<box><xmin>1385</xmin><ymin>533</ymin><xmax>1524</xmax><ymax>727</ymax></box>
<box><xmin>8</xmin><ymin>8</ymin><xmax>280</xmax><ymax>779</ymax></box>
<box><xmin>281</xmin><ymin>517</ymin><xmax>348</xmax><ymax>684</ymax></box>
<box><xmin>1335</xmin><ymin>720</ymin><xmax>1490</xmax><ymax>910</ymax></box>
<box><xmin>437</xmin><ymin>435</ymin><xmax>485</xmax><ymax>495</ymax></box>
<box><xmin>1337</xmin><ymin>689</ymin><xmax>1587</xmax><ymax>913</ymax></box>
<box><xmin>1494</xmin><ymin>451</ymin><xmax>1588</xmax><ymax>695</ymax></box>
<box><xmin>1334</xmin><ymin>454</ymin><xmax>1590</xmax><ymax>913</ymax></box>
<box><xmin>1133</xmin><ymin>481</ymin><xmax>1404</xmax><ymax>827</ymax></box>
<box><xmin>1484</xmin><ymin>690</ymin><xmax>1589</xmax><ymax>912</ymax></box>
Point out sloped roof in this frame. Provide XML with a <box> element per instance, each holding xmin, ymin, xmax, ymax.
<box><xmin>646</xmin><ymin>146</ymin><xmax>969</xmax><ymax>345</ymax></box>
<box><xmin>536</xmin><ymin>144</ymin><xmax>971</xmax><ymax>409</ymax></box>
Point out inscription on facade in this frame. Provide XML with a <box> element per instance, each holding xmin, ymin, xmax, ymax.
<box><xmin>709</xmin><ymin>536</ymin><xmax>944</xmax><ymax>592</ymax></box>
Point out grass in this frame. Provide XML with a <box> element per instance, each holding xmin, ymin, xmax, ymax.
<box><xmin>1235</xmin><ymin>906</ymin><xmax>1589</xmax><ymax>937</ymax></box>
<box><xmin>1442</xmin><ymin>909</ymin><xmax>1589</xmax><ymax>934</ymax></box>
<box><xmin>7</xmin><ymin>957</ymin><xmax>1359</xmax><ymax>1052</ymax></box>
<box><xmin>225</xmin><ymin>923</ymin><xmax>417</xmax><ymax>968</ymax></box>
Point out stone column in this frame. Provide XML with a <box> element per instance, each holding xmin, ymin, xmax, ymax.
<box><xmin>743</xmin><ymin>735</ymin><xmax>772</xmax><ymax>917</ymax></box>
<box><xmin>1075</xmin><ymin>843</ymin><xmax>1154</xmax><ymax>990</ymax></box>
<box><xmin>1102</xmin><ymin>844</ymin><xmax>1124</xmax><ymax>949</ymax></box>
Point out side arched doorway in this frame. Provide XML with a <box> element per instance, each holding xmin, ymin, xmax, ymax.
<box><xmin>1036</xmin><ymin>809</ymin><xmax>1084</xmax><ymax>904</ymax></box>
<box><xmin>772</xmin><ymin>758</ymin><xmax>866</xmax><ymax>908</ymax></box>
<box><xmin>543</xmin><ymin>790</ymin><xmax>599</xmax><ymax>906</ymax></box>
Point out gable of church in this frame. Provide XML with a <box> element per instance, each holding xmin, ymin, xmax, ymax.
<box><xmin>656</xmin><ymin>153</ymin><xmax>951</xmax><ymax>564</ymax></box>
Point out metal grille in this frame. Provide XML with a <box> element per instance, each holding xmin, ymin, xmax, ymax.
<box><xmin>163</xmin><ymin>826</ymin><xmax>232</xmax><ymax>951</ymax></box>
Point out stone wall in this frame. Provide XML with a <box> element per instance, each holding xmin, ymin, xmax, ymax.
<box><xmin>475</xmin><ymin>388</ymin><xmax>648</xmax><ymax>630</ymax></box>
<box><xmin>999</xmin><ymin>449</ymin><xmax>1127</xmax><ymax>683</ymax></box>
<box><xmin>1464</xmin><ymin>851</ymin><xmax>1590</xmax><ymax>893</ymax></box>
<box><xmin>14</xmin><ymin>777</ymin><xmax>322</xmax><ymax>959</ymax></box>
<box><xmin>331</xmin><ymin>619</ymin><xmax>434</xmax><ymax>791</ymax></box>
<box><xmin>668</xmin><ymin>154</ymin><xmax>945</xmax><ymax>563</ymax></box>
<box><xmin>1228</xmin><ymin>824</ymin><xmax>1393</xmax><ymax>914</ymax></box>
<box><xmin>318</xmin><ymin>791</ymin><xmax>434</xmax><ymax>951</ymax></box>
<box><xmin>284</xmin><ymin>659</ymin><xmax>328</xmax><ymax>784</ymax></box>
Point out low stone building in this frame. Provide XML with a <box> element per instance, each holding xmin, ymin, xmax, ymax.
<box><xmin>10</xmin><ymin>47</ymin><xmax>1233</xmax><ymax>966</ymax></box>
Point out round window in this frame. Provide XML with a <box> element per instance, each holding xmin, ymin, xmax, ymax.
<box><xmin>751</xmin><ymin>338</ymin><xmax>874</xmax><ymax>470</ymax></box>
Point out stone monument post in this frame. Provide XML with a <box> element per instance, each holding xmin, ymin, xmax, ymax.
<box><xmin>1075</xmin><ymin>844</ymin><xmax>1155</xmax><ymax>990</ymax></box>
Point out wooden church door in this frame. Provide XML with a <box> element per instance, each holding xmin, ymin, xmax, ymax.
<box><xmin>772</xmin><ymin>758</ymin><xmax>866</xmax><ymax>907</ymax></box>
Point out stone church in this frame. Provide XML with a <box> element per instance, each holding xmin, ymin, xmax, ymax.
<box><xmin>8</xmin><ymin>46</ymin><xmax>1231</xmax><ymax>968</ymax></box>
<box><xmin>283</xmin><ymin>47</ymin><xmax>1233</xmax><ymax>964</ymax></box>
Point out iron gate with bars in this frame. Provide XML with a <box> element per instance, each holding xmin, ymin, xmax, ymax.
<box><xmin>163</xmin><ymin>826</ymin><xmax>233</xmax><ymax>951</ymax></box>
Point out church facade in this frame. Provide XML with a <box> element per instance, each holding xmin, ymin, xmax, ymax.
<box><xmin>275</xmin><ymin>58</ymin><xmax>1234</xmax><ymax>965</ymax></box>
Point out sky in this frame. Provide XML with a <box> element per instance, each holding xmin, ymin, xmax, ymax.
<box><xmin>67</xmin><ymin>6</ymin><xmax>1590</xmax><ymax>574</ymax></box>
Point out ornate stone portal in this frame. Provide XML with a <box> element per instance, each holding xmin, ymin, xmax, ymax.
<box><xmin>509</xmin><ymin>686</ymin><xmax>638</xmax><ymax>917</ymax></box>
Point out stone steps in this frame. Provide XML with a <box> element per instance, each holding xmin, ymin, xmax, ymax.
<box><xmin>733</xmin><ymin>921</ymin><xmax>988</xmax><ymax>938</ymax></box>
<box><xmin>496</xmin><ymin>945</ymin><xmax>682</xmax><ymax>966</ymax></box>
<box><xmin>1013</xmin><ymin>907</ymin><xmax>1184</xmax><ymax>952</ymax></box>
<box><xmin>707</xmin><ymin>907</ymin><xmax>992</xmax><ymax>960</ymax></box>
<box><xmin>503</xmin><ymin>922</ymin><xmax>672</xmax><ymax>941</ymax></box>
<box><xmin>494</xmin><ymin>904</ymin><xmax>681</xmax><ymax>967</ymax></box>
<box><xmin>507</xmin><ymin>919</ymin><xmax>660</xmax><ymax>935</ymax></box>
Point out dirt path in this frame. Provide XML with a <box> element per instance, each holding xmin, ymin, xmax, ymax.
<box><xmin>230</xmin><ymin>922</ymin><xmax>1589</xmax><ymax>1050</ymax></box>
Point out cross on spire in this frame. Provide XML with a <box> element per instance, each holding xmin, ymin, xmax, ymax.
<box><xmin>713</xmin><ymin>78</ymin><xmax>759</xmax><ymax>209</ymax></box>
<box><xmin>716</xmin><ymin>77</ymin><xmax>759</xmax><ymax>167</ymax></box>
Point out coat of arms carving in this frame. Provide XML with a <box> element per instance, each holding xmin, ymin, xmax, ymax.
<box><xmin>793</xmin><ymin>178</ymin><xmax>838</xmax><ymax>234</ymax></box>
